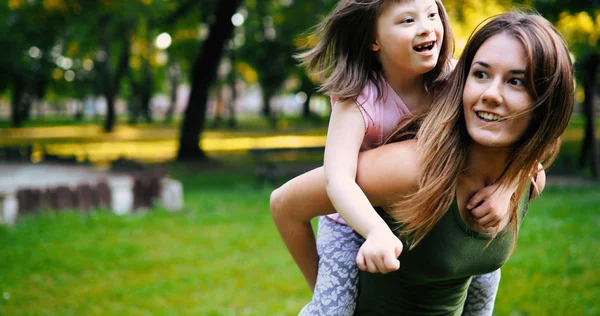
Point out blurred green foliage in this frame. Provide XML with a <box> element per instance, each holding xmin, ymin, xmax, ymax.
<box><xmin>1</xmin><ymin>0</ymin><xmax>597</xmax><ymax>117</ymax></box>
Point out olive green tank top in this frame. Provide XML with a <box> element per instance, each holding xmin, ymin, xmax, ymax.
<box><xmin>355</xmin><ymin>193</ymin><xmax>529</xmax><ymax>315</ymax></box>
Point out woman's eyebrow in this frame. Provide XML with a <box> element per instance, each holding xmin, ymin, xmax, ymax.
<box><xmin>473</xmin><ymin>61</ymin><xmax>490</xmax><ymax>68</ymax></box>
<box><xmin>473</xmin><ymin>61</ymin><xmax>525</xmax><ymax>74</ymax></box>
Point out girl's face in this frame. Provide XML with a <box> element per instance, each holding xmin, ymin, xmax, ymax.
<box><xmin>372</xmin><ymin>0</ymin><xmax>444</xmax><ymax>77</ymax></box>
<box><xmin>462</xmin><ymin>33</ymin><xmax>534</xmax><ymax>149</ymax></box>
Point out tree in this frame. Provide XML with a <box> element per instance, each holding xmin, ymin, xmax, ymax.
<box><xmin>0</xmin><ymin>1</ymin><xmax>66</xmax><ymax>127</ymax></box>
<box><xmin>177</xmin><ymin>0</ymin><xmax>243</xmax><ymax>160</ymax></box>
<box><xmin>517</xmin><ymin>1</ymin><xmax>600</xmax><ymax>177</ymax></box>
<box><xmin>238</xmin><ymin>1</ymin><xmax>335</xmax><ymax>124</ymax></box>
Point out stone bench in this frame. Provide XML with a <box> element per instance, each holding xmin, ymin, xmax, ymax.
<box><xmin>0</xmin><ymin>163</ymin><xmax>183</xmax><ymax>225</ymax></box>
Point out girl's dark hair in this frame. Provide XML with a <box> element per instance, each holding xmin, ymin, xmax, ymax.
<box><xmin>296</xmin><ymin>0</ymin><xmax>454</xmax><ymax>101</ymax></box>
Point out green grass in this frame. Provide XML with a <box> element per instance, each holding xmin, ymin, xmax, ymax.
<box><xmin>0</xmin><ymin>163</ymin><xmax>598</xmax><ymax>315</ymax></box>
<box><xmin>495</xmin><ymin>186</ymin><xmax>600</xmax><ymax>315</ymax></box>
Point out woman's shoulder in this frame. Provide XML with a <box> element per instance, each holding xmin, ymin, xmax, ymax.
<box><xmin>356</xmin><ymin>140</ymin><xmax>422</xmax><ymax>201</ymax></box>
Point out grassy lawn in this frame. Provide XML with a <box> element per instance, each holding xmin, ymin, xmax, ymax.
<box><xmin>0</xmin><ymin>160</ymin><xmax>598</xmax><ymax>315</ymax></box>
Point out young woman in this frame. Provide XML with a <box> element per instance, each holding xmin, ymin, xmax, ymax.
<box><xmin>271</xmin><ymin>11</ymin><xmax>574</xmax><ymax>314</ymax></box>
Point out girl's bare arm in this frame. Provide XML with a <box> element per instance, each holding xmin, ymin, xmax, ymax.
<box><xmin>270</xmin><ymin>141</ymin><xmax>421</xmax><ymax>288</ymax></box>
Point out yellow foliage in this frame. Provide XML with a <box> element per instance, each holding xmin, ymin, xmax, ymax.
<box><xmin>173</xmin><ymin>28</ymin><xmax>198</xmax><ymax>41</ymax></box>
<box><xmin>444</xmin><ymin>0</ymin><xmax>510</xmax><ymax>57</ymax></box>
<box><xmin>130</xmin><ymin>56</ymin><xmax>142</xmax><ymax>70</ymax></box>
<box><xmin>43</xmin><ymin>0</ymin><xmax>67</xmax><ymax>11</ymax></box>
<box><xmin>66</xmin><ymin>42</ymin><xmax>80</xmax><ymax>57</ymax></box>
<box><xmin>52</xmin><ymin>68</ymin><xmax>63</xmax><ymax>80</ymax></box>
<box><xmin>575</xmin><ymin>87</ymin><xmax>585</xmax><ymax>104</ymax></box>
<box><xmin>235</xmin><ymin>62</ymin><xmax>259</xmax><ymax>83</ymax></box>
<box><xmin>140</xmin><ymin>0</ymin><xmax>153</xmax><ymax>5</ymax></box>
<box><xmin>8</xmin><ymin>0</ymin><xmax>24</xmax><ymax>10</ymax></box>
<box><xmin>557</xmin><ymin>12</ymin><xmax>599</xmax><ymax>47</ymax></box>
<box><xmin>131</xmin><ymin>41</ymin><xmax>144</xmax><ymax>56</ymax></box>
<box><xmin>273</xmin><ymin>13</ymin><xmax>284</xmax><ymax>25</ymax></box>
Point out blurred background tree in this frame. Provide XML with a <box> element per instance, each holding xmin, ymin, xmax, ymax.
<box><xmin>0</xmin><ymin>0</ymin><xmax>598</xmax><ymax>171</ymax></box>
<box><xmin>520</xmin><ymin>0</ymin><xmax>600</xmax><ymax>177</ymax></box>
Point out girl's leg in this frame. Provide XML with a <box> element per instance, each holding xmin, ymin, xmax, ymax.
<box><xmin>462</xmin><ymin>269</ymin><xmax>501</xmax><ymax>316</ymax></box>
<box><xmin>299</xmin><ymin>216</ymin><xmax>364</xmax><ymax>316</ymax></box>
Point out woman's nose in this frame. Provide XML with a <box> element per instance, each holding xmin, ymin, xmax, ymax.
<box><xmin>482</xmin><ymin>81</ymin><xmax>503</xmax><ymax>106</ymax></box>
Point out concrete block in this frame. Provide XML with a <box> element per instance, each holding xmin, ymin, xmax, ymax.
<box><xmin>108</xmin><ymin>177</ymin><xmax>134</xmax><ymax>215</ymax></box>
<box><xmin>160</xmin><ymin>178</ymin><xmax>183</xmax><ymax>212</ymax></box>
<box><xmin>1</xmin><ymin>191</ymin><xmax>18</xmax><ymax>225</ymax></box>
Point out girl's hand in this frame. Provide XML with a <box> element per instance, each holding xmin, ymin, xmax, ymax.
<box><xmin>466</xmin><ymin>183</ymin><xmax>513</xmax><ymax>232</ymax></box>
<box><xmin>356</xmin><ymin>231</ymin><xmax>403</xmax><ymax>274</ymax></box>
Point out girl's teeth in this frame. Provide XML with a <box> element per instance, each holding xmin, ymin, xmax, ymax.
<box><xmin>415</xmin><ymin>42</ymin><xmax>433</xmax><ymax>51</ymax></box>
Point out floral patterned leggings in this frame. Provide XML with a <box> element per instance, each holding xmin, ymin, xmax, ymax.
<box><xmin>299</xmin><ymin>216</ymin><xmax>500</xmax><ymax>316</ymax></box>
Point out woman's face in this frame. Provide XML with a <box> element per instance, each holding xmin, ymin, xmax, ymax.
<box><xmin>462</xmin><ymin>33</ymin><xmax>534</xmax><ymax>149</ymax></box>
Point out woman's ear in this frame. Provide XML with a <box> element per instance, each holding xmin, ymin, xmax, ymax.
<box><xmin>371</xmin><ymin>40</ymin><xmax>380</xmax><ymax>52</ymax></box>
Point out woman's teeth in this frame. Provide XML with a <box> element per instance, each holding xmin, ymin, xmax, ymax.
<box><xmin>476</xmin><ymin>112</ymin><xmax>501</xmax><ymax>122</ymax></box>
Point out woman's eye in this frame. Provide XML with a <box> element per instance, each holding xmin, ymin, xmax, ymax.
<box><xmin>509</xmin><ymin>78</ymin><xmax>525</xmax><ymax>87</ymax></box>
<box><xmin>473</xmin><ymin>71</ymin><xmax>487</xmax><ymax>79</ymax></box>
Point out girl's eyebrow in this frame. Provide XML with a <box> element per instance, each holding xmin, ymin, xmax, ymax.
<box><xmin>473</xmin><ymin>61</ymin><xmax>525</xmax><ymax>74</ymax></box>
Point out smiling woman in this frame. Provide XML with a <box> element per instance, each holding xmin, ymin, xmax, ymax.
<box><xmin>271</xmin><ymin>11</ymin><xmax>575</xmax><ymax>315</ymax></box>
<box><xmin>463</xmin><ymin>32</ymin><xmax>534</xmax><ymax>149</ymax></box>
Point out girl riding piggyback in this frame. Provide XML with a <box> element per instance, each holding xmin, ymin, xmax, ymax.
<box><xmin>272</xmin><ymin>1</ymin><xmax>513</xmax><ymax>315</ymax></box>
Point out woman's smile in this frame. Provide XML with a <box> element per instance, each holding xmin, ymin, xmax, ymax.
<box><xmin>463</xmin><ymin>33</ymin><xmax>533</xmax><ymax>149</ymax></box>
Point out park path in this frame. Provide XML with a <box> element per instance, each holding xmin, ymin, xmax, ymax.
<box><xmin>0</xmin><ymin>124</ymin><xmax>328</xmax><ymax>163</ymax></box>
<box><xmin>0</xmin><ymin>124</ymin><xmax>598</xmax><ymax>164</ymax></box>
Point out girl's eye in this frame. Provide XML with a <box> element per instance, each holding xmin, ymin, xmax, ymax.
<box><xmin>473</xmin><ymin>70</ymin><xmax>488</xmax><ymax>79</ymax></box>
<box><xmin>509</xmin><ymin>78</ymin><xmax>525</xmax><ymax>87</ymax></box>
<box><xmin>429</xmin><ymin>12</ymin><xmax>438</xmax><ymax>19</ymax></box>
<box><xmin>401</xmin><ymin>18</ymin><xmax>414</xmax><ymax>24</ymax></box>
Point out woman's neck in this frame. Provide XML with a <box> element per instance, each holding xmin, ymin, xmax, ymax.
<box><xmin>382</xmin><ymin>70</ymin><xmax>430</xmax><ymax>112</ymax></box>
<box><xmin>462</xmin><ymin>143</ymin><xmax>511</xmax><ymax>186</ymax></box>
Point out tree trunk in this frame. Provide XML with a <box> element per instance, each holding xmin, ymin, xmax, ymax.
<box><xmin>227</xmin><ymin>51</ymin><xmax>237</xmax><ymax>128</ymax></box>
<box><xmin>104</xmin><ymin>91</ymin><xmax>116</xmax><ymax>132</ymax></box>
<box><xmin>101</xmin><ymin>21</ymin><xmax>131</xmax><ymax>133</ymax></box>
<box><xmin>177</xmin><ymin>0</ymin><xmax>242</xmax><ymax>161</ymax></box>
<box><xmin>128</xmin><ymin>79</ymin><xmax>140</xmax><ymax>124</ymax></box>
<box><xmin>11</xmin><ymin>77</ymin><xmax>26</xmax><ymax>128</ymax></box>
<box><xmin>578</xmin><ymin>53</ymin><xmax>599</xmax><ymax>178</ymax></box>
<box><xmin>228</xmin><ymin>83</ymin><xmax>237</xmax><ymax>129</ymax></box>
<box><xmin>32</xmin><ymin>78</ymin><xmax>48</xmax><ymax>119</ymax></box>
<box><xmin>300</xmin><ymin>75</ymin><xmax>316</xmax><ymax>118</ymax></box>
<box><xmin>262</xmin><ymin>88</ymin><xmax>277</xmax><ymax>129</ymax></box>
<box><xmin>302</xmin><ymin>94</ymin><xmax>312</xmax><ymax>118</ymax></box>
<box><xmin>140</xmin><ymin>61</ymin><xmax>153</xmax><ymax>123</ymax></box>
<box><xmin>164</xmin><ymin>63</ymin><xmax>180</xmax><ymax>124</ymax></box>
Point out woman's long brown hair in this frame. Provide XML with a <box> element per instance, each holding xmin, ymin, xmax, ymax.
<box><xmin>387</xmin><ymin>11</ymin><xmax>575</xmax><ymax>248</ymax></box>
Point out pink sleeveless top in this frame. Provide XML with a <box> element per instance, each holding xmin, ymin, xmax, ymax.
<box><xmin>328</xmin><ymin>78</ymin><xmax>411</xmax><ymax>223</ymax></box>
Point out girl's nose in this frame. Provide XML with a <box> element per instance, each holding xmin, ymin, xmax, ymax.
<box><xmin>417</xmin><ymin>20</ymin><xmax>433</xmax><ymax>36</ymax></box>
